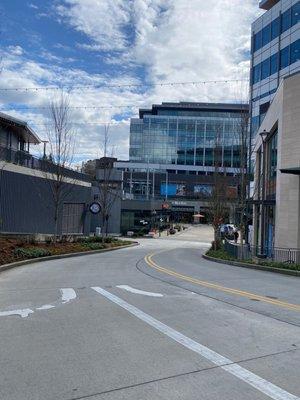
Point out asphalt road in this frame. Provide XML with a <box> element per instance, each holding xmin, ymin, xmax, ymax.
<box><xmin>0</xmin><ymin>225</ymin><xmax>300</xmax><ymax>400</ymax></box>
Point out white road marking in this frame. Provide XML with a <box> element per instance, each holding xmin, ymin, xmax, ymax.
<box><xmin>36</xmin><ymin>304</ymin><xmax>55</xmax><ymax>310</ymax></box>
<box><xmin>91</xmin><ymin>287</ymin><xmax>299</xmax><ymax>400</ymax></box>
<box><xmin>0</xmin><ymin>288</ymin><xmax>77</xmax><ymax>319</ymax></box>
<box><xmin>61</xmin><ymin>288</ymin><xmax>77</xmax><ymax>303</ymax></box>
<box><xmin>0</xmin><ymin>309</ymin><xmax>34</xmax><ymax>318</ymax></box>
<box><xmin>116</xmin><ymin>285</ymin><xmax>163</xmax><ymax>297</ymax></box>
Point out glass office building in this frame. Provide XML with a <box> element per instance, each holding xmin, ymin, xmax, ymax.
<box><xmin>250</xmin><ymin>0</ymin><xmax>300</xmax><ymax>137</ymax></box>
<box><xmin>129</xmin><ymin>102</ymin><xmax>248</xmax><ymax>172</ymax></box>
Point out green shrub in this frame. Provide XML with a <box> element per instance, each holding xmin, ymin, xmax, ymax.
<box><xmin>103</xmin><ymin>237</ymin><xmax>117</xmax><ymax>243</ymax></box>
<box><xmin>258</xmin><ymin>260</ymin><xmax>300</xmax><ymax>271</ymax></box>
<box><xmin>206</xmin><ymin>247</ymin><xmax>300</xmax><ymax>271</ymax></box>
<box><xmin>82</xmin><ymin>242</ymin><xmax>105</xmax><ymax>250</ymax></box>
<box><xmin>207</xmin><ymin>247</ymin><xmax>236</xmax><ymax>261</ymax></box>
<box><xmin>210</xmin><ymin>240</ymin><xmax>223</xmax><ymax>251</ymax></box>
<box><xmin>14</xmin><ymin>247</ymin><xmax>52</xmax><ymax>258</ymax></box>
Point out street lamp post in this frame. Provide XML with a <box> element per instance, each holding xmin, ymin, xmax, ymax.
<box><xmin>165</xmin><ymin>170</ymin><xmax>168</xmax><ymax>200</ymax></box>
<box><xmin>259</xmin><ymin>130</ymin><xmax>268</xmax><ymax>256</ymax></box>
<box><xmin>41</xmin><ymin>140</ymin><xmax>49</xmax><ymax>159</ymax></box>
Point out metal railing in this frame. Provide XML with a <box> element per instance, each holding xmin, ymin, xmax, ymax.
<box><xmin>224</xmin><ymin>240</ymin><xmax>300</xmax><ymax>264</ymax></box>
<box><xmin>0</xmin><ymin>145</ymin><xmax>91</xmax><ymax>182</ymax></box>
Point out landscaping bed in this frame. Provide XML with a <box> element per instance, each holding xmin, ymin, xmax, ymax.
<box><xmin>206</xmin><ymin>246</ymin><xmax>300</xmax><ymax>272</ymax></box>
<box><xmin>0</xmin><ymin>237</ymin><xmax>133</xmax><ymax>266</ymax></box>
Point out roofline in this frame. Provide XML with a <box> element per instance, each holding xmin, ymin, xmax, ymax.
<box><xmin>0</xmin><ymin>112</ymin><xmax>41</xmax><ymax>144</ymax></box>
<box><xmin>139</xmin><ymin>102</ymin><xmax>248</xmax><ymax>119</ymax></box>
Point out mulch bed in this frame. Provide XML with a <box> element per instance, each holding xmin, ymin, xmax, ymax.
<box><xmin>0</xmin><ymin>238</ymin><xmax>130</xmax><ymax>266</ymax></box>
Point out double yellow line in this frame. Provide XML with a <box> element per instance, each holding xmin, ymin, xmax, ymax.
<box><xmin>145</xmin><ymin>252</ymin><xmax>300</xmax><ymax>312</ymax></box>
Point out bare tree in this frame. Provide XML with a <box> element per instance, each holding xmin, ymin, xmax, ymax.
<box><xmin>96</xmin><ymin>124</ymin><xmax>121</xmax><ymax>241</ymax></box>
<box><xmin>233</xmin><ymin>107</ymin><xmax>251</xmax><ymax>246</ymax></box>
<box><xmin>41</xmin><ymin>92</ymin><xmax>77</xmax><ymax>240</ymax></box>
<box><xmin>97</xmin><ymin>158</ymin><xmax>120</xmax><ymax>241</ymax></box>
<box><xmin>207</xmin><ymin>127</ymin><xmax>230</xmax><ymax>250</ymax></box>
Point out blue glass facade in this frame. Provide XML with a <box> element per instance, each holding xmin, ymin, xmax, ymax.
<box><xmin>253</xmin><ymin>2</ymin><xmax>300</xmax><ymax>52</ymax></box>
<box><xmin>129</xmin><ymin>103</ymin><xmax>248</xmax><ymax>170</ymax></box>
<box><xmin>252</xmin><ymin>40</ymin><xmax>300</xmax><ymax>84</ymax></box>
<box><xmin>250</xmin><ymin>0</ymin><xmax>300</xmax><ymax>138</ymax></box>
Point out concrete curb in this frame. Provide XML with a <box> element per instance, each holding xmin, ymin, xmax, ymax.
<box><xmin>202</xmin><ymin>254</ymin><xmax>300</xmax><ymax>277</ymax></box>
<box><xmin>0</xmin><ymin>242</ymin><xmax>139</xmax><ymax>274</ymax></box>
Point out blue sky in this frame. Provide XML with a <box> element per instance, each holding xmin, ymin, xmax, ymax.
<box><xmin>0</xmin><ymin>0</ymin><xmax>261</xmax><ymax>162</ymax></box>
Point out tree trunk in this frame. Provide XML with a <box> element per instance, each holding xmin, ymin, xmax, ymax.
<box><xmin>54</xmin><ymin>206</ymin><xmax>59</xmax><ymax>243</ymax></box>
<box><xmin>101</xmin><ymin>214</ymin><xmax>105</xmax><ymax>244</ymax></box>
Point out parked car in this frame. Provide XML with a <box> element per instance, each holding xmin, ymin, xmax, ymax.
<box><xmin>169</xmin><ymin>228</ymin><xmax>176</xmax><ymax>235</ymax></box>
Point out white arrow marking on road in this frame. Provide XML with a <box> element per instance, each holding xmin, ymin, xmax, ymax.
<box><xmin>0</xmin><ymin>309</ymin><xmax>34</xmax><ymax>318</ymax></box>
<box><xmin>36</xmin><ymin>304</ymin><xmax>56</xmax><ymax>310</ymax></box>
<box><xmin>61</xmin><ymin>288</ymin><xmax>77</xmax><ymax>303</ymax></box>
<box><xmin>0</xmin><ymin>289</ymin><xmax>77</xmax><ymax>319</ymax></box>
<box><xmin>116</xmin><ymin>285</ymin><xmax>163</xmax><ymax>297</ymax></box>
<box><xmin>92</xmin><ymin>287</ymin><xmax>299</xmax><ymax>400</ymax></box>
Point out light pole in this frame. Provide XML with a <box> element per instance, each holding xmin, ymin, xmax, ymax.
<box><xmin>165</xmin><ymin>170</ymin><xmax>168</xmax><ymax>200</ymax></box>
<box><xmin>41</xmin><ymin>140</ymin><xmax>49</xmax><ymax>159</ymax></box>
<box><xmin>259</xmin><ymin>129</ymin><xmax>268</xmax><ymax>256</ymax></box>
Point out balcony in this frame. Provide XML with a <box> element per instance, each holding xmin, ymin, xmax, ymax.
<box><xmin>0</xmin><ymin>145</ymin><xmax>91</xmax><ymax>183</ymax></box>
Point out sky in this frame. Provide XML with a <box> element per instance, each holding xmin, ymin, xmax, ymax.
<box><xmin>0</xmin><ymin>0</ymin><xmax>262</xmax><ymax>163</ymax></box>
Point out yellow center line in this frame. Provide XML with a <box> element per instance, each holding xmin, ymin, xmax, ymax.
<box><xmin>144</xmin><ymin>252</ymin><xmax>300</xmax><ymax>312</ymax></box>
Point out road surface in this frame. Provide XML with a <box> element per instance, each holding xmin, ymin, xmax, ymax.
<box><xmin>0</xmin><ymin>225</ymin><xmax>299</xmax><ymax>400</ymax></box>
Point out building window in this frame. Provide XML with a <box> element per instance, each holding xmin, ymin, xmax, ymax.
<box><xmin>280</xmin><ymin>46</ymin><xmax>290</xmax><ymax>69</ymax></box>
<box><xmin>281</xmin><ymin>8</ymin><xmax>291</xmax><ymax>33</ymax></box>
<box><xmin>254</xmin><ymin>30</ymin><xmax>262</xmax><ymax>52</ymax></box>
<box><xmin>253</xmin><ymin>64</ymin><xmax>261</xmax><ymax>84</ymax></box>
<box><xmin>262</xmin><ymin>24</ymin><xmax>271</xmax><ymax>47</ymax></box>
<box><xmin>290</xmin><ymin>40</ymin><xmax>300</xmax><ymax>64</ymax></box>
<box><xmin>270</xmin><ymin>53</ymin><xmax>278</xmax><ymax>75</ymax></box>
<box><xmin>261</xmin><ymin>58</ymin><xmax>270</xmax><ymax>80</ymax></box>
<box><xmin>268</xmin><ymin>131</ymin><xmax>278</xmax><ymax>180</ymax></box>
<box><xmin>292</xmin><ymin>2</ymin><xmax>300</xmax><ymax>26</ymax></box>
<box><xmin>267</xmin><ymin>129</ymin><xmax>278</xmax><ymax>199</ymax></box>
<box><xmin>271</xmin><ymin>17</ymin><xmax>280</xmax><ymax>40</ymax></box>
<box><xmin>251</xmin><ymin>116</ymin><xmax>260</xmax><ymax>136</ymax></box>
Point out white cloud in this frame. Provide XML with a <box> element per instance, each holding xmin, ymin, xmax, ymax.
<box><xmin>56</xmin><ymin>0</ymin><xmax>131</xmax><ymax>51</ymax></box>
<box><xmin>1</xmin><ymin>1</ymin><xmax>263</xmax><ymax>163</ymax></box>
<box><xmin>8</xmin><ymin>45</ymin><xmax>24</xmax><ymax>56</ymax></box>
<box><xmin>129</xmin><ymin>0</ymin><xmax>261</xmax><ymax>103</ymax></box>
<box><xmin>55</xmin><ymin>0</ymin><xmax>261</xmax><ymax>103</ymax></box>
<box><xmin>28</xmin><ymin>3</ymin><xmax>38</xmax><ymax>9</ymax></box>
<box><xmin>0</xmin><ymin>51</ymin><xmax>144</xmax><ymax>161</ymax></box>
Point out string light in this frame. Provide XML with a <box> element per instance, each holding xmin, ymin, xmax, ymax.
<box><xmin>0</xmin><ymin>105</ymin><xmax>138</xmax><ymax>111</ymax></box>
<box><xmin>0</xmin><ymin>79</ymin><xmax>248</xmax><ymax>92</ymax></box>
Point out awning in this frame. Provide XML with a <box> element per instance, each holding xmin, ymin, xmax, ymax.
<box><xmin>280</xmin><ymin>167</ymin><xmax>300</xmax><ymax>175</ymax></box>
